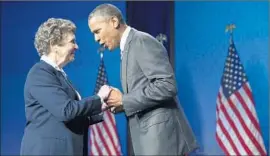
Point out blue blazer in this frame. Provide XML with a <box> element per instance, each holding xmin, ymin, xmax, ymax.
<box><xmin>20</xmin><ymin>60</ymin><xmax>103</xmax><ymax>155</ymax></box>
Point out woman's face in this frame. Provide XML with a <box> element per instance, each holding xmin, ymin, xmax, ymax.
<box><xmin>55</xmin><ymin>32</ymin><xmax>78</xmax><ymax>66</ymax></box>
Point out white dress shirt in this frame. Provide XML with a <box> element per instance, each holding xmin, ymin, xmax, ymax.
<box><xmin>120</xmin><ymin>26</ymin><xmax>131</xmax><ymax>59</ymax></box>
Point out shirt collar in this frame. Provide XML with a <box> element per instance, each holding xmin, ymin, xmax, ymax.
<box><xmin>41</xmin><ymin>55</ymin><xmax>67</xmax><ymax>76</ymax></box>
<box><xmin>120</xmin><ymin>26</ymin><xmax>131</xmax><ymax>51</ymax></box>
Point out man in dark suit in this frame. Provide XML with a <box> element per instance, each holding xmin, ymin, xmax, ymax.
<box><xmin>88</xmin><ymin>4</ymin><xmax>199</xmax><ymax>155</ymax></box>
<box><xmin>20</xmin><ymin>18</ymin><xmax>111</xmax><ymax>155</ymax></box>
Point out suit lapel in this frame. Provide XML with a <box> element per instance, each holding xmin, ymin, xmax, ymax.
<box><xmin>121</xmin><ymin>28</ymin><xmax>136</xmax><ymax>93</ymax></box>
<box><xmin>56</xmin><ymin>70</ymin><xmax>79</xmax><ymax>100</ymax></box>
<box><xmin>41</xmin><ymin>60</ymin><xmax>79</xmax><ymax>100</ymax></box>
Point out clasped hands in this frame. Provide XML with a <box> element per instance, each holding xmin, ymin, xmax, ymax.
<box><xmin>97</xmin><ymin>85</ymin><xmax>124</xmax><ymax>113</ymax></box>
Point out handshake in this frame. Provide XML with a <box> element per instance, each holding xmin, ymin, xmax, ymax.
<box><xmin>97</xmin><ymin>85</ymin><xmax>124</xmax><ymax>113</ymax></box>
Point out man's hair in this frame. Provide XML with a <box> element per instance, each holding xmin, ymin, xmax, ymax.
<box><xmin>88</xmin><ymin>3</ymin><xmax>125</xmax><ymax>24</ymax></box>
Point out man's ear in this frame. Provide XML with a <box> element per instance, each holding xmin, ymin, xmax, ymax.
<box><xmin>111</xmin><ymin>16</ymin><xmax>120</xmax><ymax>29</ymax></box>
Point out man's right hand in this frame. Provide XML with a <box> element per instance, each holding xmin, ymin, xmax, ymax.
<box><xmin>99</xmin><ymin>86</ymin><xmax>124</xmax><ymax>114</ymax></box>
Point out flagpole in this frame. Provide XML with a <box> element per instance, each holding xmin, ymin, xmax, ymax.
<box><xmin>90</xmin><ymin>46</ymin><xmax>123</xmax><ymax>155</ymax></box>
<box><xmin>225</xmin><ymin>23</ymin><xmax>236</xmax><ymax>44</ymax></box>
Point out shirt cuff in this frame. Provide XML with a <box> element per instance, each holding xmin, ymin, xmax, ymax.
<box><xmin>97</xmin><ymin>95</ymin><xmax>104</xmax><ymax>104</ymax></box>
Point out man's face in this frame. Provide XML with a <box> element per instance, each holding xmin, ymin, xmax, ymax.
<box><xmin>88</xmin><ymin>16</ymin><xmax>120</xmax><ymax>51</ymax></box>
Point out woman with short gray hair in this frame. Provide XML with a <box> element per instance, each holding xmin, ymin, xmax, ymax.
<box><xmin>20</xmin><ymin>18</ymin><xmax>112</xmax><ymax>155</ymax></box>
<box><xmin>34</xmin><ymin>18</ymin><xmax>76</xmax><ymax>57</ymax></box>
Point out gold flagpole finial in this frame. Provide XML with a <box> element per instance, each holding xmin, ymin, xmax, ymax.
<box><xmin>225</xmin><ymin>24</ymin><xmax>236</xmax><ymax>33</ymax></box>
<box><xmin>98</xmin><ymin>46</ymin><xmax>105</xmax><ymax>59</ymax></box>
<box><xmin>225</xmin><ymin>24</ymin><xmax>236</xmax><ymax>44</ymax></box>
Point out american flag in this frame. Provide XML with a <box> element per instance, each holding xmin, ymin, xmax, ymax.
<box><xmin>215</xmin><ymin>40</ymin><xmax>267</xmax><ymax>155</ymax></box>
<box><xmin>89</xmin><ymin>58</ymin><xmax>122</xmax><ymax>155</ymax></box>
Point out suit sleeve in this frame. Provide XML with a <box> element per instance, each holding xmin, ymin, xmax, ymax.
<box><xmin>122</xmin><ymin>35</ymin><xmax>177</xmax><ymax>116</ymax></box>
<box><xmin>88</xmin><ymin>113</ymin><xmax>104</xmax><ymax>125</ymax></box>
<box><xmin>29</xmin><ymin>68</ymin><xmax>102</xmax><ymax>122</ymax></box>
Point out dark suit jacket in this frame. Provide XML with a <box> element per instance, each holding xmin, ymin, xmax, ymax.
<box><xmin>20</xmin><ymin>60</ymin><xmax>103</xmax><ymax>155</ymax></box>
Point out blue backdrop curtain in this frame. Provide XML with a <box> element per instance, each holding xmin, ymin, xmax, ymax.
<box><xmin>126</xmin><ymin>2</ymin><xmax>174</xmax><ymax>155</ymax></box>
<box><xmin>126</xmin><ymin>1</ymin><xmax>174</xmax><ymax>65</ymax></box>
